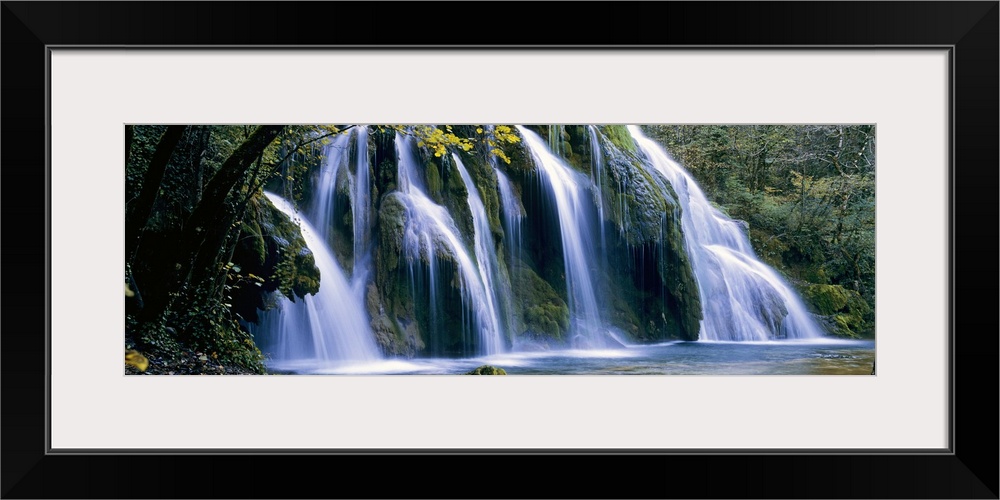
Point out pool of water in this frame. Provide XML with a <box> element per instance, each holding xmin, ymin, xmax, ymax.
<box><xmin>265</xmin><ymin>339</ymin><xmax>875</xmax><ymax>375</ymax></box>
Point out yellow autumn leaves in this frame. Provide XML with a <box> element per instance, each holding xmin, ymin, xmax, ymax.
<box><xmin>482</xmin><ymin>125</ymin><xmax>521</xmax><ymax>165</ymax></box>
<box><xmin>377</xmin><ymin>125</ymin><xmax>522</xmax><ymax>164</ymax></box>
<box><xmin>125</xmin><ymin>349</ymin><xmax>149</xmax><ymax>372</ymax></box>
<box><xmin>414</xmin><ymin>125</ymin><xmax>476</xmax><ymax>158</ymax></box>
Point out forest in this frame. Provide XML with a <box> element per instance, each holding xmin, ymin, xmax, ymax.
<box><xmin>124</xmin><ymin>124</ymin><xmax>875</xmax><ymax>375</ymax></box>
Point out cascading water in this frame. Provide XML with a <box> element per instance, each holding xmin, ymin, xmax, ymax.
<box><xmin>453</xmin><ymin>154</ymin><xmax>509</xmax><ymax>349</ymax></box>
<box><xmin>548</xmin><ymin>124</ymin><xmax>564</xmax><ymax>157</ymax></box>
<box><xmin>627</xmin><ymin>126</ymin><xmax>823</xmax><ymax>341</ymax></box>
<box><xmin>349</xmin><ymin>127</ymin><xmax>373</xmax><ymax>297</ymax></box>
<box><xmin>494</xmin><ymin>168</ymin><xmax>523</xmax><ymax>339</ymax></box>
<box><xmin>310</xmin><ymin>127</ymin><xmax>373</xmax><ymax>297</ymax></box>
<box><xmin>255</xmin><ymin>192</ymin><xmax>381</xmax><ymax>366</ymax></box>
<box><xmin>309</xmin><ymin>131</ymin><xmax>350</xmax><ymax>246</ymax></box>
<box><xmin>516</xmin><ymin>126</ymin><xmax>613</xmax><ymax>347</ymax></box>
<box><xmin>394</xmin><ymin>134</ymin><xmax>503</xmax><ymax>355</ymax></box>
<box><xmin>495</xmin><ymin>169</ymin><xmax>523</xmax><ymax>268</ymax></box>
<box><xmin>588</xmin><ymin>127</ymin><xmax>608</xmax><ymax>255</ymax></box>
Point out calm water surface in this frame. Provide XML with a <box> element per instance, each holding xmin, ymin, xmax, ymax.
<box><xmin>266</xmin><ymin>339</ymin><xmax>875</xmax><ymax>375</ymax></box>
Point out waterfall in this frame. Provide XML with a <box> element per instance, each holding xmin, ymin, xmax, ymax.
<box><xmin>394</xmin><ymin>134</ymin><xmax>504</xmax><ymax>355</ymax></box>
<box><xmin>588</xmin><ymin>126</ymin><xmax>608</xmax><ymax>256</ymax></box>
<box><xmin>308</xmin><ymin>126</ymin><xmax>373</xmax><ymax>298</ymax></box>
<box><xmin>627</xmin><ymin>126</ymin><xmax>824</xmax><ymax>341</ymax></box>
<box><xmin>516</xmin><ymin>126</ymin><xmax>613</xmax><ymax>348</ymax></box>
<box><xmin>452</xmin><ymin>154</ymin><xmax>508</xmax><ymax>353</ymax></box>
<box><xmin>496</xmin><ymin>169</ymin><xmax>523</xmax><ymax>269</ymax></box>
<box><xmin>309</xmin><ymin>130</ymin><xmax>351</xmax><ymax>249</ymax></box>
<box><xmin>255</xmin><ymin>192</ymin><xmax>381</xmax><ymax>365</ymax></box>
<box><xmin>252</xmin><ymin>124</ymin><xmax>826</xmax><ymax>372</ymax></box>
<box><xmin>495</xmin><ymin>168</ymin><xmax>523</xmax><ymax>339</ymax></box>
<box><xmin>348</xmin><ymin>127</ymin><xmax>374</xmax><ymax>301</ymax></box>
<box><xmin>548</xmin><ymin>124</ymin><xmax>564</xmax><ymax>157</ymax></box>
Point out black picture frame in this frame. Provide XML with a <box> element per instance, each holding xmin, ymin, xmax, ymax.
<box><xmin>2</xmin><ymin>2</ymin><xmax>996</xmax><ymax>498</ymax></box>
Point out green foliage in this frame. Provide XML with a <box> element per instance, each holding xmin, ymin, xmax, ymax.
<box><xmin>239</xmin><ymin>218</ymin><xmax>267</xmax><ymax>266</ymax></box>
<box><xmin>179</xmin><ymin>283</ymin><xmax>266</xmax><ymax>373</ymax></box>
<box><xmin>125</xmin><ymin>125</ymin><xmax>167</xmax><ymax>201</ymax></box>
<box><xmin>124</xmin><ymin>124</ymin><xmax>341</xmax><ymax>373</ymax></box>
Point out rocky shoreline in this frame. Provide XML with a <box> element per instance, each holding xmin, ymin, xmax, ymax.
<box><xmin>125</xmin><ymin>345</ymin><xmax>261</xmax><ymax>375</ymax></box>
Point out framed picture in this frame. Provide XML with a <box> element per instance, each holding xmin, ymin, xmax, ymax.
<box><xmin>3</xmin><ymin>2</ymin><xmax>996</xmax><ymax>498</ymax></box>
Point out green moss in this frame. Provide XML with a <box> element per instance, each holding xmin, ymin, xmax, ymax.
<box><xmin>657</xmin><ymin>213</ymin><xmax>702</xmax><ymax>341</ymax></box>
<box><xmin>378</xmin><ymin>158</ymin><xmax>397</xmax><ymax>195</ymax></box>
<box><xmin>511</xmin><ymin>262</ymin><xmax>569</xmax><ymax>341</ymax></box>
<box><xmin>503</xmin><ymin>136</ymin><xmax>536</xmax><ymax>176</ymax></box>
<box><xmin>425</xmin><ymin>161</ymin><xmax>442</xmax><ymax>201</ymax></box>
<box><xmin>802</xmin><ymin>284</ymin><xmax>850</xmax><ymax>315</ymax></box>
<box><xmin>329</xmin><ymin>165</ymin><xmax>355</xmax><ymax>272</ymax></box>
<box><xmin>587</xmin><ymin>128</ymin><xmax>703</xmax><ymax>341</ymax></box>
<box><xmin>420</xmin><ymin>153</ymin><xmax>474</xmax><ymax>244</ymax></box>
<box><xmin>800</xmin><ymin>283</ymin><xmax>872</xmax><ymax>338</ymax></box>
<box><xmin>598</xmin><ymin>130</ymin><xmax>674</xmax><ymax>246</ymax></box>
<box><xmin>459</xmin><ymin>150</ymin><xmax>504</xmax><ymax>242</ymax></box>
<box><xmin>597</xmin><ymin>125</ymin><xmax>637</xmax><ymax>154</ymax></box>
<box><xmin>525</xmin><ymin>303</ymin><xmax>569</xmax><ymax>338</ymax></box>
<box><xmin>365</xmin><ymin>280</ymin><xmax>420</xmax><ymax>357</ymax></box>
<box><xmin>466</xmin><ymin>365</ymin><xmax>507</xmax><ymax>375</ymax></box>
<box><xmin>375</xmin><ymin>193</ymin><xmax>408</xmax><ymax>292</ymax></box>
<box><xmin>258</xmin><ymin>197</ymin><xmax>321</xmax><ymax>301</ymax></box>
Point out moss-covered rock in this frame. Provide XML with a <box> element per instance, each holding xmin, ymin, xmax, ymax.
<box><xmin>257</xmin><ymin>197</ymin><xmax>321</xmax><ymax>301</ymax></box>
<box><xmin>415</xmin><ymin>151</ymin><xmax>475</xmax><ymax>245</ymax></box>
<box><xmin>596</xmin><ymin>128</ymin><xmax>678</xmax><ymax>246</ymax></box>
<box><xmin>372</xmin><ymin>189</ymin><xmax>482</xmax><ymax>357</ymax></box>
<box><xmin>456</xmin><ymin>149</ymin><xmax>504</xmax><ymax>243</ymax></box>
<box><xmin>802</xmin><ymin>284</ymin><xmax>850</xmax><ymax>315</ymax></box>
<box><xmin>328</xmin><ymin>164</ymin><xmax>355</xmax><ymax>273</ymax></box>
<box><xmin>425</xmin><ymin>160</ymin><xmax>443</xmax><ymax>201</ymax></box>
<box><xmin>511</xmin><ymin>262</ymin><xmax>570</xmax><ymax>342</ymax></box>
<box><xmin>502</xmin><ymin>132</ymin><xmax>537</xmax><ymax>177</ymax></box>
<box><xmin>600</xmin><ymin>236</ymin><xmax>701</xmax><ymax>342</ymax></box>
<box><xmin>800</xmin><ymin>283</ymin><xmax>872</xmax><ymax>338</ymax></box>
<box><xmin>375</xmin><ymin>193</ymin><xmax>408</xmax><ymax>290</ymax></box>
<box><xmin>598</xmin><ymin>125</ymin><xmax>638</xmax><ymax>154</ymax></box>
<box><xmin>372</xmin><ymin>126</ymin><xmax>398</xmax><ymax>198</ymax></box>
<box><xmin>220</xmin><ymin>194</ymin><xmax>321</xmax><ymax>365</ymax></box>
<box><xmin>365</xmin><ymin>281</ymin><xmax>420</xmax><ymax>357</ymax></box>
<box><xmin>466</xmin><ymin>365</ymin><xmax>507</xmax><ymax>375</ymax></box>
<box><xmin>590</xmin><ymin>128</ymin><xmax>702</xmax><ymax>340</ymax></box>
<box><xmin>655</xmin><ymin>215</ymin><xmax>702</xmax><ymax>340</ymax></box>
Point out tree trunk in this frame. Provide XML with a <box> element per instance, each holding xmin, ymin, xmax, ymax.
<box><xmin>125</xmin><ymin>125</ymin><xmax>187</xmax><ymax>265</ymax></box>
<box><xmin>139</xmin><ymin>125</ymin><xmax>285</xmax><ymax>323</ymax></box>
